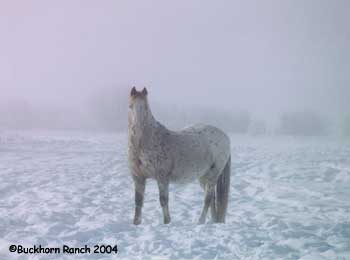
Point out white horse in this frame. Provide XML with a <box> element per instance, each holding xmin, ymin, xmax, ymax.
<box><xmin>128</xmin><ymin>87</ymin><xmax>231</xmax><ymax>225</ymax></box>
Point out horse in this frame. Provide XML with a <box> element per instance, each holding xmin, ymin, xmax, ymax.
<box><xmin>127</xmin><ymin>87</ymin><xmax>231</xmax><ymax>225</ymax></box>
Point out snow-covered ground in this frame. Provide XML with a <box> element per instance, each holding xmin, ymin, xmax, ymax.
<box><xmin>0</xmin><ymin>131</ymin><xmax>349</xmax><ymax>260</ymax></box>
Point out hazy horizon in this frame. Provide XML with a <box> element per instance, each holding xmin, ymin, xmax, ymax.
<box><xmin>1</xmin><ymin>0</ymin><xmax>349</xmax><ymax>132</ymax></box>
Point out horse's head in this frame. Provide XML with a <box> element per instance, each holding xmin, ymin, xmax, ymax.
<box><xmin>128</xmin><ymin>87</ymin><xmax>150</xmax><ymax>127</ymax></box>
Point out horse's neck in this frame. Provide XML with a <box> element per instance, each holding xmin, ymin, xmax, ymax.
<box><xmin>129</xmin><ymin>112</ymin><xmax>166</xmax><ymax>151</ymax></box>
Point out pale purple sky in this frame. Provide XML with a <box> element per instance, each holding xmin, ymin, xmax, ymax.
<box><xmin>1</xmin><ymin>0</ymin><xmax>349</xmax><ymax>120</ymax></box>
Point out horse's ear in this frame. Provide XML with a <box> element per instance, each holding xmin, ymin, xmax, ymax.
<box><xmin>142</xmin><ymin>87</ymin><xmax>148</xmax><ymax>96</ymax></box>
<box><xmin>131</xmin><ymin>86</ymin><xmax>137</xmax><ymax>96</ymax></box>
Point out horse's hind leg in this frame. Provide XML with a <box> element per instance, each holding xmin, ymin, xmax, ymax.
<box><xmin>132</xmin><ymin>175</ymin><xmax>146</xmax><ymax>225</ymax></box>
<box><xmin>201</xmin><ymin>178</ymin><xmax>218</xmax><ymax>222</ymax></box>
<box><xmin>210</xmin><ymin>192</ymin><xmax>217</xmax><ymax>222</ymax></box>
<box><xmin>198</xmin><ymin>181</ymin><xmax>215</xmax><ymax>224</ymax></box>
<box><xmin>157</xmin><ymin>178</ymin><xmax>171</xmax><ymax>224</ymax></box>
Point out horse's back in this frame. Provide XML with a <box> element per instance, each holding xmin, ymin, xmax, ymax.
<box><xmin>181</xmin><ymin>124</ymin><xmax>230</xmax><ymax>149</ymax></box>
<box><xmin>179</xmin><ymin>124</ymin><xmax>231</xmax><ymax>170</ymax></box>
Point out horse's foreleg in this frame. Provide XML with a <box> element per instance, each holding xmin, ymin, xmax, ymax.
<box><xmin>198</xmin><ymin>184</ymin><xmax>215</xmax><ymax>224</ymax></box>
<box><xmin>133</xmin><ymin>175</ymin><xmax>146</xmax><ymax>225</ymax></box>
<box><xmin>157</xmin><ymin>178</ymin><xmax>171</xmax><ymax>224</ymax></box>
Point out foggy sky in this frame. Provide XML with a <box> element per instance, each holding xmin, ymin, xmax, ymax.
<box><xmin>1</xmin><ymin>0</ymin><xmax>349</xmax><ymax>126</ymax></box>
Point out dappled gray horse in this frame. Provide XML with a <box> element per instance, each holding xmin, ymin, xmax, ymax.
<box><xmin>128</xmin><ymin>87</ymin><xmax>231</xmax><ymax>225</ymax></box>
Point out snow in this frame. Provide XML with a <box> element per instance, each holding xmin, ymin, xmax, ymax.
<box><xmin>0</xmin><ymin>131</ymin><xmax>350</xmax><ymax>260</ymax></box>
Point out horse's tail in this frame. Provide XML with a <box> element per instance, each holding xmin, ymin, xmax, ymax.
<box><xmin>216</xmin><ymin>155</ymin><xmax>231</xmax><ymax>223</ymax></box>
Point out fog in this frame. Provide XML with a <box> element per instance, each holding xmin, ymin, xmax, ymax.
<box><xmin>1</xmin><ymin>0</ymin><xmax>349</xmax><ymax>135</ymax></box>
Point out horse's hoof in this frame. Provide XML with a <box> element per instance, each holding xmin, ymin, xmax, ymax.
<box><xmin>164</xmin><ymin>217</ymin><xmax>171</xmax><ymax>224</ymax></box>
<box><xmin>197</xmin><ymin>217</ymin><xmax>206</xmax><ymax>225</ymax></box>
<box><xmin>133</xmin><ymin>218</ymin><xmax>141</xmax><ymax>225</ymax></box>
